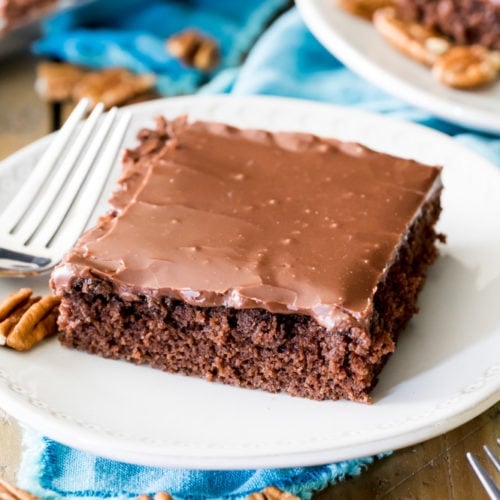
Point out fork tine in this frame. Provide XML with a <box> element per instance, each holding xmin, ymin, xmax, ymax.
<box><xmin>0</xmin><ymin>99</ymin><xmax>90</xmax><ymax>232</ymax></box>
<box><xmin>484</xmin><ymin>445</ymin><xmax>500</xmax><ymax>473</ymax></box>
<box><xmin>466</xmin><ymin>452</ymin><xmax>500</xmax><ymax>500</ymax></box>
<box><xmin>50</xmin><ymin>110</ymin><xmax>132</xmax><ymax>254</ymax></box>
<box><xmin>32</xmin><ymin>106</ymin><xmax>120</xmax><ymax>248</ymax></box>
<box><xmin>13</xmin><ymin>103</ymin><xmax>105</xmax><ymax>245</ymax></box>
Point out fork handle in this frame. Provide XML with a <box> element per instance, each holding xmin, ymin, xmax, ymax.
<box><xmin>0</xmin><ymin>248</ymin><xmax>52</xmax><ymax>273</ymax></box>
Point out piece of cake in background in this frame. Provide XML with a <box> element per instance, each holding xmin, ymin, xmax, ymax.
<box><xmin>50</xmin><ymin>116</ymin><xmax>444</xmax><ymax>404</ymax></box>
<box><xmin>395</xmin><ymin>0</ymin><xmax>500</xmax><ymax>50</ymax></box>
<box><xmin>0</xmin><ymin>0</ymin><xmax>56</xmax><ymax>33</ymax></box>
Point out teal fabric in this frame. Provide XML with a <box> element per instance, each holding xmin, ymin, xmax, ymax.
<box><xmin>18</xmin><ymin>4</ymin><xmax>500</xmax><ymax>500</ymax></box>
<box><xmin>18</xmin><ymin>430</ymin><xmax>387</xmax><ymax>500</ymax></box>
<box><xmin>32</xmin><ymin>0</ymin><xmax>289</xmax><ymax>95</ymax></box>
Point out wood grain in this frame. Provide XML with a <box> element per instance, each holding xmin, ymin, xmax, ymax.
<box><xmin>315</xmin><ymin>403</ymin><xmax>499</xmax><ymax>499</ymax></box>
<box><xmin>0</xmin><ymin>411</ymin><xmax>21</xmax><ymax>484</ymax></box>
<box><xmin>0</xmin><ymin>52</ymin><xmax>49</xmax><ymax>160</ymax></box>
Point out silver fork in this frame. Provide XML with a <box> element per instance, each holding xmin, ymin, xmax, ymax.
<box><xmin>0</xmin><ymin>99</ymin><xmax>131</xmax><ymax>277</ymax></box>
<box><xmin>467</xmin><ymin>439</ymin><xmax>500</xmax><ymax>500</ymax></box>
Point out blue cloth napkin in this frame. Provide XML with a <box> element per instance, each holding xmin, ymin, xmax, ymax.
<box><xmin>19</xmin><ymin>430</ymin><xmax>387</xmax><ymax>500</ymax></box>
<box><xmin>18</xmin><ymin>5</ymin><xmax>500</xmax><ymax>500</ymax></box>
<box><xmin>33</xmin><ymin>0</ymin><xmax>289</xmax><ymax>95</ymax></box>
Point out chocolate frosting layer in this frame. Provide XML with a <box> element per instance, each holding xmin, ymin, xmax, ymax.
<box><xmin>51</xmin><ymin>117</ymin><xmax>442</xmax><ymax>329</ymax></box>
<box><xmin>396</xmin><ymin>0</ymin><xmax>500</xmax><ymax>50</ymax></box>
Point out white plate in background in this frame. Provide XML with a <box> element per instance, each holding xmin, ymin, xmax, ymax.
<box><xmin>296</xmin><ymin>0</ymin><xmax>500</xmax><ymax>134</ymax></box>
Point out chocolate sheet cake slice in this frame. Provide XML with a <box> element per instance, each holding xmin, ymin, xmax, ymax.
<box><xmin>0</xmin><ymin>0</ymin><xmax>56</xmax><ymax>32</ymax></box>
<box><xmin>396</xmin><ymin>0</ymin><xmax>500</xmax><ymax>50</ymax></box>
<box><xmin>50</xmin><ymin>116</ymin><xmax>443</xmax><ymax>403</ymax></box>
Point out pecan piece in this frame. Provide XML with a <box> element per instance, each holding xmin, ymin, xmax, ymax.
<box><xmin>5</xmin><ymin>294</ymin><xmax>60</xmax><ymax>351</ymax></box>
<box><xmin>0</xmin><ymin>296</ymin><xmax>40</xmax><ymax>345</ymax></box>
<box><xmin>166</xmin><ymin>30</ymin><xmax>219</xmax><ymax>71</ymax></box>
<box><xmin>0</xmin><ymin>288</ymin><xmax>32</xmax><ymax>320</ymax></box>
<box><xmin>338</xmin><ymin>0</ymin><xmax>394</xmax><ymax>20</ymax></box>
<box><xmin>247</xmin><ymin>486</ymin><xmax>299</xmax><ymax>500</ymax></box>
<box><xmin>35</xmin><ymin>62</ymin><xmax>86</xmax><ymax>102</ymax></box>
<box><xmin>72</xmin><ymin>68</ymin><xmax>156</xmax><ymax>109</ymax></box>
<box><xmin>0</xmin><ymin>289</ymin><xmax>35</xmax><ymax>346</ymax></box>
<box><xmin>433</xmin><ymin>45</ymin><xmax>500</xmax><ymax>88</ymax></box>
<box><xmin>0</xmin><ymin>478</ymin><xmax>39</xmax><ymax>500</ymax></box>
<box><xmin>192</xmin><ymin>40</ymin><xmax>219</xmax><ymax>71</ymax></box>
<box><xmin>373</xmin><ymin>7</ymin><xmax>451</xmax><ymax>66</ymax></box>
<box><xmin>136</xmin><ymin>493</ymin><xmax>173</xmax><ymax>500</ymax></box>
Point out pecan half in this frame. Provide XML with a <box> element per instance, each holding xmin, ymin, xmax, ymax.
<box><xmin>0</xmin><ymin>289</ymin><xmax>60</xmax><ymax>351</ymax></box>
<box><xmin>72</xmin><ymin>68</ymin><xmax>156</xmax><ymax>109</ymax></box>
<box><xmin>136</xmin><ymin>493</ymin><xmax>173</xmax><ymax>500</ymax></box>
<box><xmin>35</xmin><ymin>62</ymin><xmax>86</xmax><ymax>102</ymax></box>
<box><xmin>0</xmin><ymin>478</ymin><xmax>39</xmax><ymax>500</ymax></box>
<box><xmin>0</xmin><ymin>296</ymin><xmax>40</xmax><ymax>344</ymax></box>
<box><xmin>433</xmin><ymin>45</ymin><xmax>500</xmax><ymax>88</ymax></box>
<box><xmin>338</xmin><ymin>0</ymin><xmax>394</xmax><ymax>20</ymax></box>
<box><xmin>0</xmin><ymin>288</ymin><xmax>32</xmax><ymax>320</ymax></box>
<box><xmin>373</xmin><ymin>7</ymin><xmax>451</xmax><ymax>66</ymax></box>
<box><xmin>247</xmin><ymin>486</ymin><xmax>300</xmax><ymax>500</ymax></box>
<box><xmin>166</xmin><ymin>30</ymin><xmax>219</xmax><ymax>71</ymax></box>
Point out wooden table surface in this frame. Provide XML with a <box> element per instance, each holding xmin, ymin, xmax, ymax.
<box><xmin>0</xmin><ymin>51</ymin><xmax>499</xmax><ymax>500</ymax></box>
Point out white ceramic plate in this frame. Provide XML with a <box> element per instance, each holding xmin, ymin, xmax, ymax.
<box><xmin>0</xmin><ymin>95</ymin><xmax>499</xmax><ymax>469</ymax></box>
<box><xmin>296</xmin><ymin>0</ymin><xmax>500</xmax><ymax>134</ymax></box>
